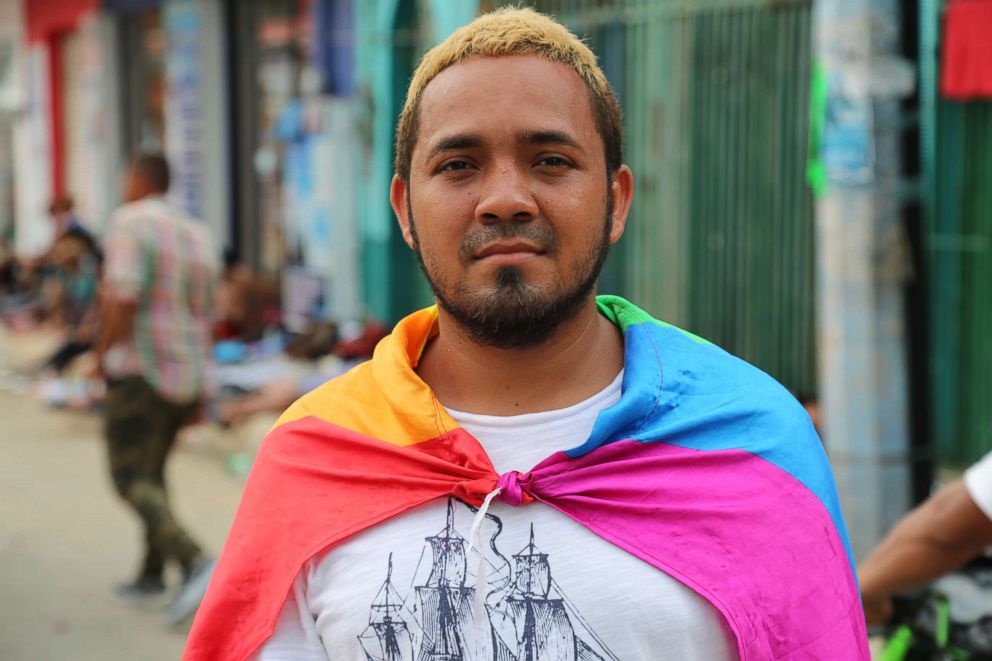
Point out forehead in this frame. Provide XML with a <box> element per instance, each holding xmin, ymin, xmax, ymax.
<box><xmin>414</xmin><ymin>55</ymin><xmax>600</xmax><ymax>158</ymax></box>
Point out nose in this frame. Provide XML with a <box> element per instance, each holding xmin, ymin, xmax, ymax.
<box><xmin>475</xmin><ymin>164</ymin><xmax>538</xmax><ymax>224</ymax></box>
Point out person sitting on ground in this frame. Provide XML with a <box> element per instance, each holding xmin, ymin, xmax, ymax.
<box><xmin>34</xmin><ymin>195</ymin><xmax>103</xmax><ymax>325</ymax></box>
<box><xmin>43</xmin><ymin>195</ymin><xmax>103</xmax><ymax>265</ymax></box>
<box><xmin>214</xmin><ymin>252</ymin><xmax>276</xmax><ymax>343</ymax></box>
<box><xmin>2</xmin><ymin>197</ymin><xmax>99</xmax><ymax>330</ymax></box>
<box><xmin>27</xmin><ymin>196</ymin><xmax>105</xmax><ymax>405</ymax></box>
<box><xmin>859</xmin><ymin>450</ymin><xmax>992</xmax><ymax>626</ymax></box>
<box><xmin>214</xmin><ymin>321</ymin><xmax>387</xmax><ymax>428</ymax></box>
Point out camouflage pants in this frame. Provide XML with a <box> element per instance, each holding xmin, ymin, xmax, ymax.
<box><xmin>104</xmin><ymin>375</ymin><xmax>202</xmax><ymax>580</ymax></box>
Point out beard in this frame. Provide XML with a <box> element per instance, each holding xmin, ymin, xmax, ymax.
<box><xmin>408</xmin><ymin>192</ymin><xmax>613</xmax><ymax>349</ymax></box>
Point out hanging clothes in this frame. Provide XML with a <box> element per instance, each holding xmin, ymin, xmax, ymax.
<box><xmin>941</xmin><ymin>0</ymin><xmax>992</xmax><ymax>99</ymax></box>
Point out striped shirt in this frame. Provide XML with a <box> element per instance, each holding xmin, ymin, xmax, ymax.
<box><xmin>103</xmin><ymin>196</ymin><xmax>218</xmax><ymax>403</ymax></box>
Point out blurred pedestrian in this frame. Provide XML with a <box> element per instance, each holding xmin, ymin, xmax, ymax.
<box><xmin>186</xmin><ymin>8</ymin><xmax>867</xmax><ymax>661</ymax></box>
<box><xmin>94</xmin><ymin>153</ymin><xmax>219</xmax><ymax>626</ymax></box>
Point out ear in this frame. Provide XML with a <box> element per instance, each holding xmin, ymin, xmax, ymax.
<box><xmin>390</xmin><ymin>174</ymin><xmax>416</xmax><ymax>250</ymax></box>
<box><xmin>607</xmin><ymin>165</ymin><xmax>634</xmax><ymax>244</ymax></box>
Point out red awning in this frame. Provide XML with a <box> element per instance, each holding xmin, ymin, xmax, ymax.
<box><xmin>941</xmin><ymin>0</ymin><xmax>992</xmax><ymax>100</ymax></box>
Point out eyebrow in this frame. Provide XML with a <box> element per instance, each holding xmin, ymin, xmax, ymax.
<box><xmin>519</xmin><ymin>130</ymin><xmax>584</xmax><ymax>152</ymax></box>
<box><xmin>425</xmin><ymin>130</ymin><xmax>585</xmax><ymax>162</ymax></box>
<box><xmin>426</xmin><ymin>134</ymin><xmax>485</xmax><ymax>162</ymax></box>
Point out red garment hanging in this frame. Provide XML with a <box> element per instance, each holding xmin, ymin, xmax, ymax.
<box><xmin>941</xmin><ymin>0</ymin><xmax>992</xmax><ymax>100</ymax></box>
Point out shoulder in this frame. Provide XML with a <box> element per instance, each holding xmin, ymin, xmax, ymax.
<box><xmin>599</xmin><ymin>296</ymin><xmax>812</xmax><ymax>436</ymax></box>
<box><xmin>603</xmin><ymin>296</ymin><xmax>801</xmax><ymax>410</ymax></box>
<box><xmin>643</xmin><ymin>315</ymin><xmax>803</xmax><ymax>411</ymax></box>
<box><xmin>619</xmin><ymin>309</ymin><xmax>818</xmax><ymax>463</ymax></box>
<box><xmin>181</xmin><ymin>217</ymin><xmax>216</xmax><ymax>253</ymax></box>
<box><xmin>109</xmin><ymin>199</ymin><xmax>172</xmax><ymax>236</ymax></box>
<box><xmin>624</xmin><ymin>316</ymin><xmax>844</xmax><ymax>529</ymax></box>
<box><xmin>273</xmin><ymin>359</ymin><xmax>378</xmax><ymax>431</ymax></box>
<box><xmin>254</xmin><ymin>359</ymin><xmax>394</xmax><ymax>468</ymax></box>
<box><xmin>164</xmin><ymin>210</ymin><xmax>218</xmax><ymax>265</ymax></box>
<box><xmin>65</xmin><ymin>221</ymin><xmax>93</xmax><ymax>240</ymax></box>
<box><xmin>108</xmin><ymin>200</ymin><xmax>147</xmax><ymax>229</ymax></box>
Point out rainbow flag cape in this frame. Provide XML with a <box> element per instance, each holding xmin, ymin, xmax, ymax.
<box><xmin>185</xmin><ymin>296</ymin><xmax>869</xmax><ymax>661</ymax></box>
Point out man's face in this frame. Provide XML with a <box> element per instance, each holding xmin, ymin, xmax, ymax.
<box><xmin>391</xmin><ymin>55</ymin><xmax>631</xmax><ymax>348</ymax></box>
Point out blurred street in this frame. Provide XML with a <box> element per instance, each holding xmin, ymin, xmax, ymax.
<box><xmin>0</xmin><ymin>390</ymin><xmax>242</xmax><ymax>661</ymax></box>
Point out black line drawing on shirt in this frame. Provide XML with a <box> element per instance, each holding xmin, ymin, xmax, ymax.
<box><xmin>357</xmin><ymin>498</ymin><xmax>618</xmax><ymax>661</ymax></box>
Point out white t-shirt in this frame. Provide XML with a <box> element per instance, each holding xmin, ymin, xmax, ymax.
<box><xmin>252</xmin><ymin>372</ymin><xmax>738</xmax><ymax>660</ymax></box>
<box><xmin>965</xmin><ymin>451</ymin><xmax>992</xmax><ymax>520</ymax></box>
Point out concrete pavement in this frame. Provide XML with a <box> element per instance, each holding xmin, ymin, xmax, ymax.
<box><xmin>0</xmin><ymin>391</ymin><xmax>244</xmax><ymax>661</ymax></box>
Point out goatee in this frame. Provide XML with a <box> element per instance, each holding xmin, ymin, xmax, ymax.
<box><xmin>408</xmin><ymin>194</ymin><xmax>613</xmax><ymax>349</ymax></box>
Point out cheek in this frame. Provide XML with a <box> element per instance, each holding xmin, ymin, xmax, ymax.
<box><xmin>411</xmin><ymin>214</ymin><xmax>464</xmax><ymax>270</ymax></box>
<box><xmin>412</xmin><ymin>190</ymin><xmax>476</xmax><ymax>246</ymax></box>
<box><xmin>546</xmin><ymin>191</ymin><xmax>605</xmax><ymax>244</ymax></box>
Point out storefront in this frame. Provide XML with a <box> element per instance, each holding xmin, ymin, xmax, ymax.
<box><xmin>12</xmin><ymin>0</ymin><xmax>100</xmax><ymax>254</ymax></box>
<box><xmin>0</xmin><ymin>0</ymin><xmax>24</xmax><ymax>244</ymax></box>
<box><xmin>115</xmin><ymin>3</ymin><xmax>167</xmax><ymax>154</ymax></box>
<box><xmin>231</xmin><ymin>0</ymin><xmax>360</xmax><ymax>327</ymax></box>
<box><xmin>104</xmin><ymin>0</ymin><xmax>230</xmax><ymax>247</ymax></box>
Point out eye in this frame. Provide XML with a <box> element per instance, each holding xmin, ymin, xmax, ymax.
<box><xmin>438</xmin><ymin>160</ymin><xmax>474</xmax><ymax>173</ymax></box>
<box><xmin>536</xmin><ymin>156</ymin><xmax>573</xmax><ymax>168</ymax></box>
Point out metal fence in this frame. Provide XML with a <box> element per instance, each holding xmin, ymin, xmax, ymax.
<box><xmin>928</xmin><ymin>100</ymin><xmax>992</xmax><ymax>465</ymax></box>
<box><xmin>522</xmin><ymin>0</ymin><xmax>817</xmax><ymax>398</ymax></box>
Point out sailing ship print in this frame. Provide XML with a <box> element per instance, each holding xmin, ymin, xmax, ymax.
<box><xmin>357</xmin><ymin>499</ymin><xmax>618</xmax><ymax>661</ymax></box>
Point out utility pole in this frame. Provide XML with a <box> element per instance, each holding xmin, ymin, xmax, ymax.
<box><xmin>814</xmin><ymin>0</ymin><xmax>917</xmax><ymax>561</ymax></box>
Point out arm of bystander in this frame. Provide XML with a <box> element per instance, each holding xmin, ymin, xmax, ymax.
<box><xmin>858</xmin><ymin>455</ymin><xmax>992</xmax><ymax>625</ymax></box>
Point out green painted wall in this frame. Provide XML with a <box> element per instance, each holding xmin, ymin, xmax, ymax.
<box><xmin>354</xmin><ymin>0</ymin><xmax>479</xmax><ymax>324</ymax></box>
<box><xmin>526</xmin><ymin>0</ymin><xmax>817</xmax><ymax>398</ymax></box>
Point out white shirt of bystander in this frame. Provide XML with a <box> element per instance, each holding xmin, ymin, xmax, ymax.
<box><xmin>964</xmin><ymin>450</ymin><xmax>992</xmax><ymax>520</ymax></box>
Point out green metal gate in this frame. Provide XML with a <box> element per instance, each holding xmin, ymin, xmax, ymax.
<box><xmin>523</xmin><ymin>0</ymin><xmax>817</xmax><ymax>398</ymax></box>
<box><xmin>919</xmin><ymin>0</ymin><xmax>992</xmax><ymax>467</ymax></box>
<box><xmin>927</xmin><ymin>101</ymin><xmax>992</xmax><ymax>466</ymax></box>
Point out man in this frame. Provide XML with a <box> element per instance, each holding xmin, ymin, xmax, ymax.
<box><xmin>95</xmin><ymin>153</ymin><xmax>218</xmax><ymax>626</ymax></box>
<box><xmin>860</xmin><ymin>451</ymin><xmax>992</xmax><ymax>625</ymax></box>
<box><xmin>186</xmin><ymin>8</ymin><xmax>868</xmax><ymax>660</ymax></box>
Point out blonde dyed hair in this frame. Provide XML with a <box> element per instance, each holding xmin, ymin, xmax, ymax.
<box><xmin>394</xmin><ymin>6</ymin><xmax>623</xmax><ymax>180</ymax></box>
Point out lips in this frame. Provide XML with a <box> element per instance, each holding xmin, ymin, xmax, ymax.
<box><xmin>474</xmin><ymin>241</ymin><xmax>544</xmax><ymax>260</ymax></box>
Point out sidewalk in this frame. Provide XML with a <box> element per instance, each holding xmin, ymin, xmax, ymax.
<box><xmin>0</xmin><ymin>390</ymin><xmax>244</xmax><ymax>660</ymax></box>
<box><xmin>0</xmin><ymin>326</ymin><xmax>272</xmax><ymax>660</ymax></box>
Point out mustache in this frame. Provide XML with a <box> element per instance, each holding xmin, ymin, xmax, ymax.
<box><xmin>458</xmin><ymin>223</ymin><xmax>559</xmax><ymax>260</ymax></box>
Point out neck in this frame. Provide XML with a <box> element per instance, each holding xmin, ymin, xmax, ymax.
<box><xmin>129</xmin><ymin>191</ymin><xmax>163</xmax><ymax>204</ymax></box>
<box><xmin>417</xmin><ymin>296</ymin><xmax>624</xmax><ymax>416</ymax></box>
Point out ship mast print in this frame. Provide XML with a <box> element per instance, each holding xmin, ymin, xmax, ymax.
<box><xmin>358</xmin><ymin>553</ymin><xmax>414</xmax><ymax>661</ymax></box>
<box><xmin>504</xmin><ymin>524</ymin><xmax>605</xmax><ymax>661</ymax></box>
<box><xmin>415</xmin><ymin>498</ymin><xmax>489</xmax><ymax>660</ymax></box>
<box><xmin>359</xmin><ymin>499</ymin><xmax>616</xmax><ymax>661</ymax></box>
